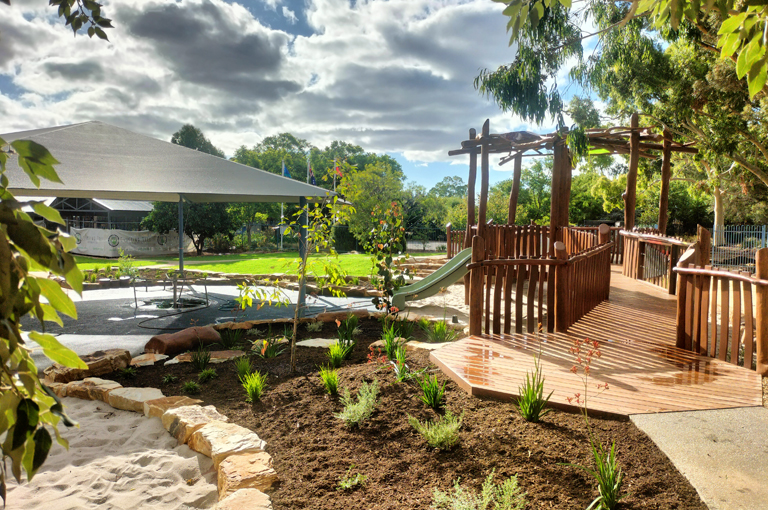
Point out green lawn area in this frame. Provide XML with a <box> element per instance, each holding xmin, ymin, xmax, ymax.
<box><xmin>74</xmin><ymin>251</ymin><xmax>446</xmax><ymax>276</ymax></box>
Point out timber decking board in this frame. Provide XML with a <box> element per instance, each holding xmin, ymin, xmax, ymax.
<box><xmin>431</xmin><ymin>267</ymin><xmax>763</xmax><ymax>416</ymax></box>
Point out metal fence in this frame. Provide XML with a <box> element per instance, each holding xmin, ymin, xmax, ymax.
<box><xmin>711</xmin><ymin>225</ymin><xmax>767</xmax><ymax>271</ymax></box>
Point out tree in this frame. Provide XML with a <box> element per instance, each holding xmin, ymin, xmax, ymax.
<box><xmin>0</xmin><ymin>1</ymin><xmax>112</xmax><ymax>503</ymax></box>
<box><xmin>430</xmin><ymin>176</ymin><xmax>467</xmax><ymax>198</ymax></box>
<box><xmin>228</xmin><ymin>204</ymin><xmax>268</xmax><ymax>248</ymax></box>
<box><xmin>171</xmin><ymin>124</ymin><xmax>225</xmax><ymax>158</ymax></box>
<box><xmin>142</xmin><ymin>202</ymin><xmax>236</xmax><ymax>255</ymax></box>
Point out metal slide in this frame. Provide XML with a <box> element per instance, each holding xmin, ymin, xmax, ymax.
<box><xmin>391</xmin><ymin>247</ymin><xmax>472</xmax><ymax>310</ymax></box>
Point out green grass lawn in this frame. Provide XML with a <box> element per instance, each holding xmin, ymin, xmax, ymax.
<box><xmin>74</xmin><ymin>251</ymin><xmax>446</xmax><ymax>276</ymax></box>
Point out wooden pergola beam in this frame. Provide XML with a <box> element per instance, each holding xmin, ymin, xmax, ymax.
<box><xmin>624</xmin><ymin>113</ymin><xmax>640</xmax><ymax>230</ymax></box>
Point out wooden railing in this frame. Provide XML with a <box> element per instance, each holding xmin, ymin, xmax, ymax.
<box><xmin>674</xmin><ymin>245</ymin><xmax>768</xmax><ymax>376</ymax></box>
<box><xmin>622</xmin><ymin>229</ymin><xmax>690</xmax><ymax>294</ymax></box>
<box><xmin>568</xmin><ymin>226</ymin><xmax>624</xmax><ymax>264</ymax></box>
<box><xmin>468</xmin><ymin>224</ymin><xmax>613</xmax><ymax>335</ymax></box>
<box><xmin>563</xmin><ymin>227</ymin><xmax>597</xmax><ymax>255</ymax></box>
<box><xmin>446</xmin><ymin>224</ymin><xmax>465</xmax><ymax>258</ymax></box>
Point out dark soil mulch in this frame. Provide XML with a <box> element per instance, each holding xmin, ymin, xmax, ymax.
<box><xmin>103</xmin><ymin>317</ymin><xmax>706</xmax><ymax>509</ymax></box>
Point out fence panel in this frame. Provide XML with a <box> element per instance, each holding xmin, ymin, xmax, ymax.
<box><xmin>711</xmin><ymin>225</ymin><xmax>766</xmax><ymax>272</ymax></box>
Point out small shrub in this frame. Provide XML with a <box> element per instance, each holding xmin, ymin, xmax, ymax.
<box><xmin>247</xmin><ymin>327</ymin><xmax>264</xmax><ymax>337</ymax></box>
<box><xmin>418</xmin><ymin>374</ymin><xmax>446</xmax><ymax>410</ymax></box>
<box><xmin>417</xmin><ymin>317</ymin><xmax>431</xmax><ymax>332</ymax></box>
<box><xmin>119</xmin><ymin>367</ymin><xmax>137</xmax><ymax>379</ymax></box>
<box><xmin>319</xmin><ymin>366</ymin><xmax>339</xmax><ymax>396</ymax></box>
<box><xmin>408</xmin><ymin>410</ymin><xmax>463</xmax><ymax>450</ymax></box>
<box><xmin>327</xmin><ymin>342</ymin><xmax>352</xmax><ymax>368</ymax></box>
<box><xmin>255</xmin><ymin>336</ymin><xmax>287</xmax><ymax>359</ymax></box>
<box><xmin>431</xmin><ymin>470</ymin><xmax>527</xmax><ymax>510</ymax></box>
<box><xmin>219</xmin><ymin>328</ymin><xmax>243</xmax><ymax>350</ymax></box>
<box><xmin>117</xmin><ymin>249</ymin><xmax>138</xmax><ymax>278</ymax></box>
<box><xmin>335</xmin><ymin>379</ymin><xmax>379</xmax><ymax>428</ymax></box>
<box><xmin>337</xmin><ymin>465</ymin><xmax>367</xmax><ymax>491</ymax></box>
<box><xmin>306</xmin><ymin>321</ymin><xmax>323</xmax><ymax>333</ymax></box>
<box><xmin>381</xmin><ymin>322</ymin><xmax>402</xmax><ymax>360</ymax></box>
<box><xmin>242</xmin><ymin>370</ymin><xmax>268</xmax><ymax>402</ymax></box>
<box><xmin>198</xmin><ymin>368</ymin><xmax>218</xmax><ymax>383</ymax></box>
<box><xmin>391</xmin><ymin>344</ymin><xmax>420</xmax><ymax>382</ymax></box>
<box><xmin>182</xmin><ymin>381</ymin><xmax>200</xmax><ymax>394</ymax></box>
<box><xmin>337</xmin><ymin>314</ymin><xmax>359</xmax><ymax>349</ymax></box>
<box><xmin>427</xmin><ymin>320</ymin><xmax>458</xmax><ymax>343</ymax></box>
<box><xmin>234</xmin><ymin>355</ymin><xmax>253</xmax><ymax>381</ymax></box>
<box><xmin>393</xmin><ymin>317</ymin><xmax>415</xmax><ymax>340</ymax></box>
<box><xmin>162</xmin><ymin>374</ymin><xmax>178</xmax><ymax>384</ymax></box>
<box><xmin>515</xmin><ymin>354</ymin><xmax>552</xmax><ymax>423</ymax></box>
<box><xmin>191</xmin><ymin>345</ymin><xmax>211</xmax><ymax>370</ymax></box>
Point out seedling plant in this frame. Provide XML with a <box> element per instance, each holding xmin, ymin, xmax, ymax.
<box><xmin>242</xmin><ymin>370</ymin><xmax>269</xmax><ymax>403</ymax></box>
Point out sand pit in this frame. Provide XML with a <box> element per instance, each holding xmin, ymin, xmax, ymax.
<box><xmin>404</xmin><ymin>283</ymin><xmax>469</xmax><ymax>322</ymax></box>
<box><xmin>7</xmin><ymin>398</ymin><xmax>218</xmax><ymax>510</ymax></box>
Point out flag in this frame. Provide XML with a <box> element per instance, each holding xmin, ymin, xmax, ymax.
<box><xmin>335</xmin><ymin>163</ymin><xmax>342</xmax><ymax>178</ymax></box>
<box><xmin>308</xmin><ymin>165</ymin><xmax>316</xmax><ymax>186</ymax></box>
<box><xmin>282</xmin><ymin>160</ymin><xmax>291</xmax><ymax>179</ymax></box>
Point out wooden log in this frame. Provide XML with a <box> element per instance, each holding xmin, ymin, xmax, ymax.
<box><xmin>464</xmin><ymin>128</ymin><xmax>477</xmax><ymax>250</ymax></box>
<box><xmin>710</xmin><ymin>268</ymin><xmax>718</xmax><ymax>358</ymax></box>
<box><xmin>675</xmin><ymin>246</ymin><xmax>698</xmax><ymax>349</ymax></box>
<box><xmin>469</xmin><ymin>235</ymin><xmax>485</xmax><ymax>336</ymax></box>
<box><xmin>598</xmin><ymin>224</ymin><xmax>611</xmax><ymax>245</ymax></box>
<box><xmin>637</xmin><ymin>241</ymin><xmax>646</xmax><ymax>281</ymax></box>
<box><xmin>527</xmin><ymin>264</ymin><xmax>539</xmax><ymax>333</ymax></box>
<box><xmin>478</xmin><ymin>120</ymin><xmax>490</xmax><ymax>239</ymax></box>
<box><xmin>658</xmin><ymin>128</ymin><xmax>672</xmax><ymax>235</ymax></box>
<box><xmin>446</xmin><ymin>223</ymin><xmax>453</xmax><ymax>259</ymax></box>
<box><xmin>719</xmin><ymin>276</ymin><xmax>730</xmax><ymax>361</ymax></box>
<box><xmin>624</xmin><ymin>113</ymin><xmax>640</xmax><ymax>230</ymax></box>
<box><xmin>701</xmin><ymin>266</ymin><xmax>711</xmax><ymax>356</ymax></box>
<box><xmin>742</xmin><ymin>271</ymin><xmax>755</xmax><ymax>370</ymax></box>
<box><xmin>515</xmin><ymin>264</ymin><xmax>526</xmax><ymax>333</ymax></box>
<box><xmin>698</xmin><ymin>225</ymin><xmax>712</xmax><ymax>267</ymax></box>
<box><xmin>508</xmin><ymin>154</ymin><xmax>522</xmax><ymax>225</ymax></box>
<box><xmin>732</xmin><ymin>278</ymin><xmax>742</xmax><ymax>365</ymax></box>
<box><xmin>755</xmin><ymin>248</ymin><xmax>768</xmax><ymax>376</ymax></box>
<box><xmin>554</xmin><ymin>242</ymin><xmax>570</xmax><ymax>332</ymax></box>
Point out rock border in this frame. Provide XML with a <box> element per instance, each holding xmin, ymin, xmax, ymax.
<box><xmin>49</xmin><ymin>377</ymin><xmax>275</xmax><ymax>509</ymax></box>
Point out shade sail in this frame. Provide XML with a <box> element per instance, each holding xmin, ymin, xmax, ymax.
<box><xmin>1</xmin><ymin>121</ymin><xmax>333</xmax><ymax>203</ymax></box>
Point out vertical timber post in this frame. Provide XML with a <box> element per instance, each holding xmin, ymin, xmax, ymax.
<box><xmin>698</xmin><ymin>225</ymin><xmax>712</xmax><ymax>267</ymax></box>
<box><xmin>478</xmin><ymin>119</ymin><xmax>490</xmax><ymax>241</ymax></box>
<box><xmin>469</xmin><ymin>235</ymin><xmax>485</xmax><ymax>336</ymax></box>
<box><xmin>549</xmin><ymin>138</ymin><xmax>571</xmax><ymax>256</ymax></box>
<box><xmin>554</xmin><ymin>241</ymin><xmax>570</xmax><ymax>332</ymax></box>
<box><xmin>508</xmin><ymin>153</ymin><xmax>522</xmax><ymax>225</ymax></box>
<box><xmin>658</xmin><ymin>128</ymin><xmax>672</xmax><ymax>235</ymax></box>
<box><xmin>624</xmin><ymin>113</ymin><xmax>640</xmax><ymax>230</ymax></box>
<box><xmin>464</xmin><ymin>128</ymin><xmax>477</xmax><ymax>304</ymax></box>
<box><xmin>755</xmin><ymin>248</ymin><xmax>768</xmax><ymax>379</ymax></box>
<box><xmin>446</xmin><ymin>223</ymin><xmax>453</xmax><ymax>258</ymax></box>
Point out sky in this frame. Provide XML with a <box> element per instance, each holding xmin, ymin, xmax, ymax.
<box><xmin>0</xmin><ymin>0</ymin><xmax>574</xmax><ymax>191</ymax></box>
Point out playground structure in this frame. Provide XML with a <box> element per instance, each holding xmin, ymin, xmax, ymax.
<box><xmin>429</xmin><ymin>117</ymin><xmax>766</xmax><ymax>417</ymax></box>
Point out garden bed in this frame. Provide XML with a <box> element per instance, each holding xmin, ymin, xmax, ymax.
<box><xmin>102</xmin><ymin>317</ymin><xmax>705</xmax><ymax>509</ymax></box>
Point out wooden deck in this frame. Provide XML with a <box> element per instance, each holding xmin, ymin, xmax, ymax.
<box><xmin>431</xmin><ymin>266</ymin><xmax>764</xmax><ymax>417</ymax></box>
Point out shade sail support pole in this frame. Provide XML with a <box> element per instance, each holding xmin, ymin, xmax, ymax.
<box><xmin>178</xmin><ymin>195</ymin><xmax>184</xmax><ymax>273</ymax></box>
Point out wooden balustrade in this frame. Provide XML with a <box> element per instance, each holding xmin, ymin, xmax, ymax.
<box><xmin>674</xmin><ymin>246</ymin><xmax>768</xmax><ymax>376</ymax></box>
<box><xmin>446</xmin><ymin>224</ymin><xmax>465</xmax><ymax>258</ymax></box>
<box><xmin>468</xmin><ymin>224</ymin><xmax>613</xmax><ymax>335</ymax></box>
<box><xmin>568</xmin><ymin>226</ymin><xmax>624</xmax><ymax>264</ymax></box>
<box><xmin>622</xmin><ymin>228</ymin><xmax>691</xmax><ymax>294</ymax></box>
<box><xmin>563</xmin><ymin>227</ymin><xmax>597</xmax><ymax>255</ymax></box>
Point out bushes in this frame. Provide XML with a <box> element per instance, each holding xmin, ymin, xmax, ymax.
<box><xmin>242</xmin><ymin>370</ymin><xmax>268</xmax><ymax>403</ymax></box>
<box><xmin>409</xmin><ymin>410</ymin><xmax>463</xmax><ymax>450</ymax></box>
<box><xmin>432</xmin><ymin>471</ymin><xmax>527</xmax><ymax>510</ymax></box>
<box><xmin>319</xmin><ymin>366</ymin><xmax>339</xmax><ymax>396</ymax></box>
<box><xmin>335</xmin><ymin>380</ymin><xmax>379</xmax><ymax>428</ymax></box>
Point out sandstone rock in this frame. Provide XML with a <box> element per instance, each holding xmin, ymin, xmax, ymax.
<box><xmin>218</xmin><ymin>452</ymin><xmax>278</xmax><ymax>500</ymax></box>
<box><xmin>45</xmin><ymin>381</ymin><xmax>67</xmax><ymax>398</ymax></box>
<box><xmin>144</xmin><ymin>326</ymin><xmax>222</xmax><ymax>356</ymax></box>
<box><xmin>295</xmin><ymin>338</ymin><xmax>337</xmax><ymax>348</ymax></box>
<box><xmin>107</xmin><ymin>387</ymin><xmax>165</xmax><ymax>413</ymax></box>
<box><xmin>405</xmin><ymin>340</ymin><xmax>451</xmax><ymax>351</ymax></box>
<box><xmin>188</xmin><ymin>421</ymin><xmax>266</xmax><ymax>468</ymax></box>
<box><xmin>162</xmin><ymin>405</ymin><xmax>229</xmax><ymax>444</ymax></box>
<box><xmin>144</xmin><ymin>396</ymin><xmax>203</xmax><ymax>418</ymax></box>
<box><xmin>167</xmin><ymin>350</ymin><xmax>245</xmax><ymax>365</ymax></box>
<box><xmin>369</xmin><ymin>337</ymin><xmax>410</xmax><ymax>352</ymax></box>
<box><xmin>44</xmin><ymin>349</ymin><xmax>131</xmax><ymax>383</ymax></box>
<box><xmin>66</xmin><ymin>377</ymin><xmax>122</xmax><ymax>401</ymax></box>
<box><xmin>314</xmin><ymin>309</ymin><xmax>369</xmax><ymax>323</ymax></box>
<box><xmin>130</xmin><ymin>353</ymin><xmax>169</xmax><ymax>367</ymax></box>
<box><xmin>215</xmin><ymin>489</ymin><xmax>272</xmax><ymax>510</ymax></box>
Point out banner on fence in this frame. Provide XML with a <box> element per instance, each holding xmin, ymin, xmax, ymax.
<box><xmin>71</xmin><ymin>228</ymin><xmax>194</xmax><ymax>257</ymax></box>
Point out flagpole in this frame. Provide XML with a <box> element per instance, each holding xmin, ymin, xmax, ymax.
<box><xmin>333</xmin><ymin>158</ymin><xmax>336</xmax><ymax>192</ymax></box>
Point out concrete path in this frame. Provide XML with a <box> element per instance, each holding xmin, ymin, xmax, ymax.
<box><xmin>631</xmin><ymin>407</ymin><xmax>768</xmax><ymax>510</ymax></box>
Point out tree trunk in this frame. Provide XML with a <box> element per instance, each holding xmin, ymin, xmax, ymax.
<box><xmin>246</xmin><ymin>224</ymin><xmax>252</xmax><ymax>249</ymax></box>
<box><xmin>194</xmin><ymin>236</ymin><xmax>204</xmax><ymax>256</ymax></box>
<box><xmin>713</xmin><ymin>183</ymin><xmax>724</xmax><ymax>246</ymax></box>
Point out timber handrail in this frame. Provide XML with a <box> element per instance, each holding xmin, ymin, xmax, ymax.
<box><xmin>466</xmin><ymin>258</ymin><xmax>565</xmax><ymax>270</ymax></box>
<box><xmin>566</xmin><ymin>242</ymin><xmax>614</xmax><ymax>264</ymax></box>
<box><xmin>620</xmin><ymin>229</ymin><xmax>690</xmax><ymax>247</ymax></box>
<box><xmin>673</xmin><ymin>266</ymin><xmax>768</xmax><ymax>287</ymax></box>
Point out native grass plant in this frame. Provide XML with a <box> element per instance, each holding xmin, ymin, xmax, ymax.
<box><xmin>319</xmin><ymin>366</ymin><xmax>339</xmax><ymax>396</ymax></box>
<box><xmin>337</xmin><ymin>465</ymin><xmax>367</xmax><ymax>491</ymax></box>
<box><xmin>119</xmin><ymin>367</ymin><xmax>137</xmax><ymax>379</ymax></box>
<box><xmin>336</xmin><ymin>314</ymin><xmax>360</xmax><ymax>349</ymax></box>
<box><xmin>381</xmin><ymin>321</ymin><xmax>403</xmax><ymax>360</ymax></box>
<box><xmin>427</xmin><ymin>320</ymin><xmax>459</xmax><ymax>343</ymax></box>
<box><xmin>242</xmin><ymin>370</ymin><xmax>268</xmax><ymax>403</ymax></box>
<box><xmin>431</xmin><ymin>470</ymin><xmax>527</xmax><ymax>510</ymax></box>
<box><xmin>182</xmin><ymin>381</ymin><xmax>201</xmax><ymax>394</ymax></box>
<box><xmin>0</xmin><ymin>135</ymin><xmax>94</xmax><ymax>501</ymax></box>
<box><xmin>365</xmin><ymin>202</ymin><xmax>410</xmax><ymax>315</ymax></box>
<box><xmin>306</xmin><ymin>321</ymin><xmax>324</xmax><ymax>333</ymax></box>
<box><xmin>327</xmin><ymin>342</ymin><xmax>352</xmax><ymax>368</ymax></box>
<box><xmin>255</xmin><ymin>335</ymin><xmax>287</xmax><ymax>359</ymax></box>
<box><xmin>162</xmin><ymin>374</ymin><xmax>178</xmax><ymax>385</ymax></box>
<box><xmin>234</xmin><ymin>355</ymin><xmax>253</xmax><ymax>382</ymax></box>
<box><xmin>219</xmin><ymin>328</ymin><xmax>243</xmax><ymax>350</ymax></box>
<box><xmin>418</xmin><ymin>374</ymin><xmax>446</xmax><ymax>410</ymax></box>
<box><xmin>565</xmin><ymin>338</ymin><xmax>626</xmax><ymax>510</ymax></box>
<box><xmin>191</xmin><ymin>345</ymin><xmax>211</xmax><ymax>370</ymax></box>
<box><xmin>335</xmin><ymin>379</ymin><xmax>379</xmax><ymax>428</ymax></box>
<box><xmin>235</xmin><ymin>174</ymin><xmax>354</xmax><ymax>374</ymax></box>
<box><xmin>198</xmin><ymin>368</ymin><xmax>218</xmax><ymax>383</ymax></box>
<box><xmin>417</xmin><ymin>317</ymin><xmax>431</xmax><ymax>332</ymax></box>
<box><xmin>408</xmin><ymin>410</ymin><xmax>464</xmax><ymax>450</ymax></box>
<box><xmin>516</xmin><ymin>327</ymin><xmax>552</xmax><ymax>423</ymax></box>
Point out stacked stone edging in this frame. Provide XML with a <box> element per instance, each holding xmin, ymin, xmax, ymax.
<box><xmin>47</xmin><ymin>368</ymin><xmax>276</xmax><ymax>509</ymax></box>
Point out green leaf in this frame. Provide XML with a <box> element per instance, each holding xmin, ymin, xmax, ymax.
<box><xmin>40</xmin><ymin>303</ymin><xmax>64</xmax><ymax>326</ymax></box>
<box><xmin>718</xmin><ymin>12</ymin><xmax>748</xmax><ymax>35</ymax></box>
<box><xmin>736</xmin><ymin>47</ymin><xmax>749</xmax><ymax>78</ymax></box>
<box><xmin>32</xmin><ymin>202</ymin><xmax>65</xmax><ymax>225</ymax></box>
<box><xmin>59</xmin><ymin>232</ymin><xmax>77</xmax><ymax>252</ymax></box>
<box><xmin>12</xmin><ymin>400</ymin><xmax>39</xmax><ymax>450</ymax></box>
<box><xmin>747</xmin><ymin>60</ymin><xmax>767</xmax><ymax>98</ymax></box>
<box><xmin>10</xmin><ymin>140</ymin><xmax>62</xmax><ymax>186</ymax></box>
<box><xmin>36</xmin><ymin>278</ymin><xmax>78</xmax><ymax>319</ymax></box>
<box><xmin>558</xmin><ymin>0</ymin><xmax>571</xmax><ymax>7</ymax></box>
<box><xmin>94</xmin><ymin>27</ymin><xmax>109</xmax><ymax>41</ymax></box>
<box><xmin>720</xmin><ymin>32</ymin><xmax>742</xmax><ymax>57</ymax></box>
<box><xmin>29</xmin><ymin>332</ymin><xmax>87</xmax><ymax>368</ymax></box>
<box><xmin>30</xmin><ymin>427</ymin><xmax>52</xmax><ymax>478</ymax></box>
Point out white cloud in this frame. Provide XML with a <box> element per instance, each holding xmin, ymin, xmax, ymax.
<box><xmin>282</xmin><ymin>6</ymin><xmax>297</xmax><ymax>24</ymax></box>
<box><xmin>0</xmin><ymin>0</ymin><xmax>544</xmax><ymax>166</ymax></box>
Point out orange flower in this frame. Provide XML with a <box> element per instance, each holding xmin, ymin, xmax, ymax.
<box><xmin>335</xmin><ymin>319</ymin><xmax>341</xmax><ymax>327</ymax></box>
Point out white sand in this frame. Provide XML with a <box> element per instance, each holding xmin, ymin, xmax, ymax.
<box><xmin>7</xmin><ymin>398</ymin><xmax>218</xmax><ymax>510</ymax></box>
<box><xmin>404</xmin><ymin>283</ymin><xmax>470</xmax><ymax>323</ymax></box>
